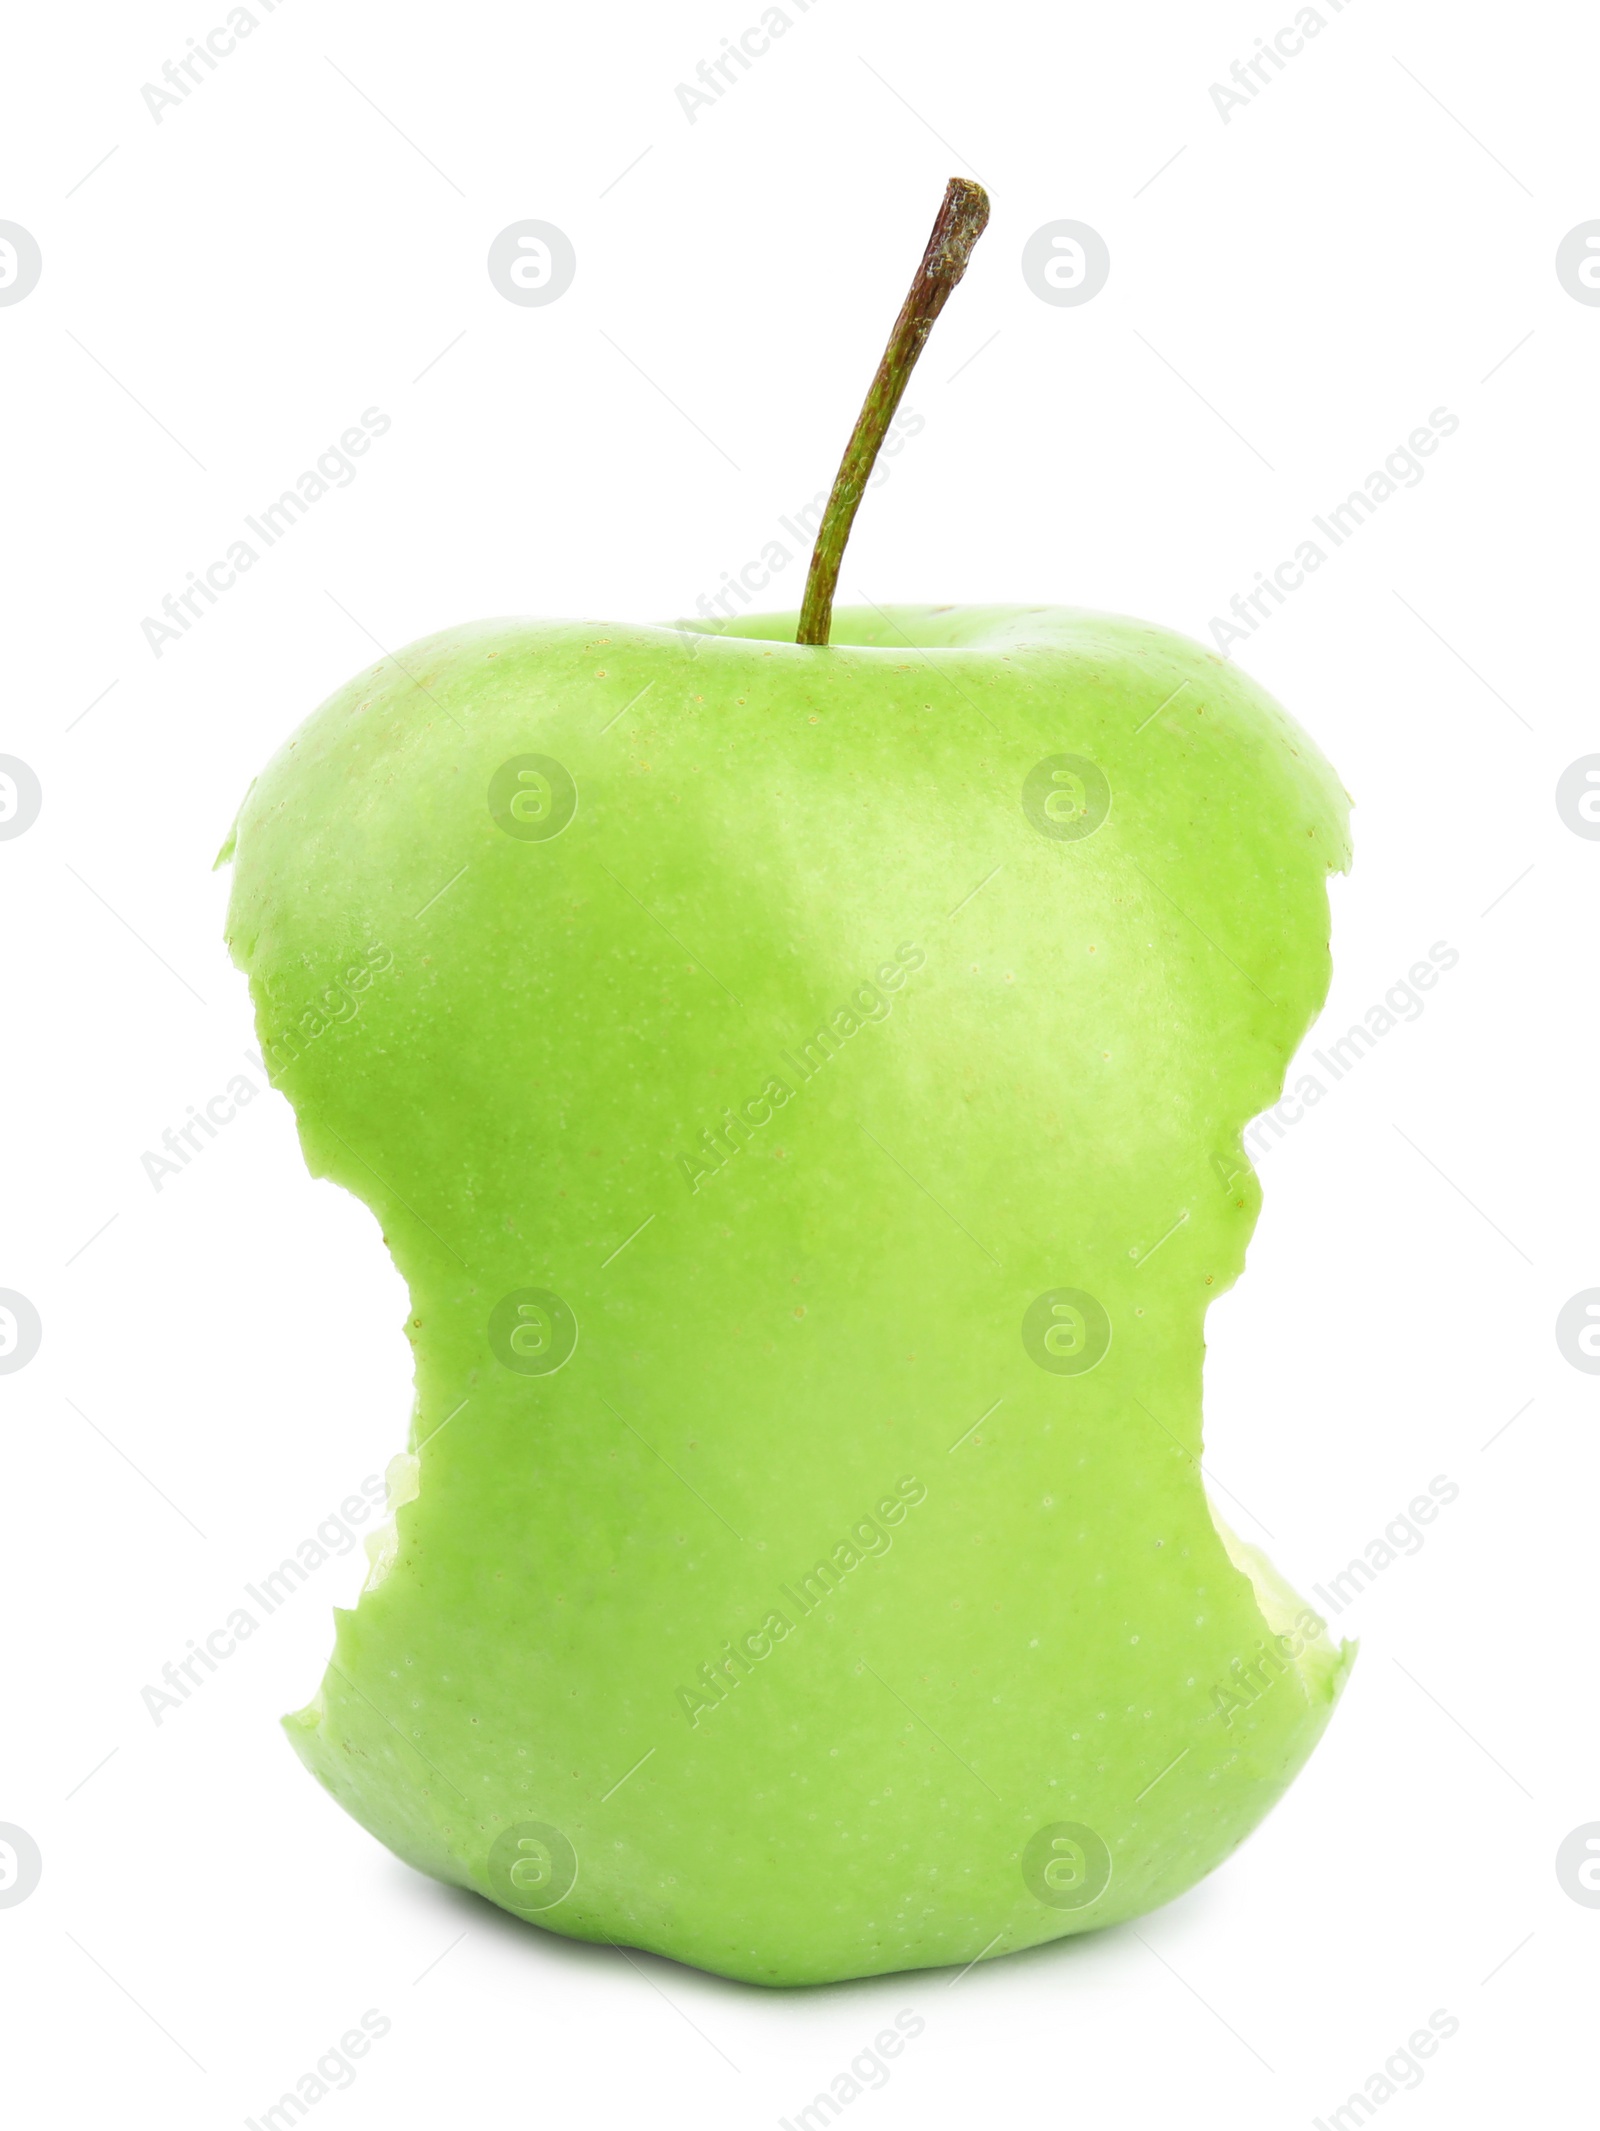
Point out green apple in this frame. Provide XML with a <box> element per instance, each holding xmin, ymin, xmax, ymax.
<box><xmin>221</xmin><ymin>183</ymin><xmax>1354</xmax><ymax>1986</ymax></box>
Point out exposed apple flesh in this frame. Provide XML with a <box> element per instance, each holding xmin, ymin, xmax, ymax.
<box><xmin>221</xmin><ymin>600</ymin><xmax>1354</xmax><ymax>1985</ymax></box>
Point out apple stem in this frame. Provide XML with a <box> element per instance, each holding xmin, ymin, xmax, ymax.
<box><xmin>796</xmin><ymin>177</ymin><xmax>991</xmax><ymax>648</ymax></box>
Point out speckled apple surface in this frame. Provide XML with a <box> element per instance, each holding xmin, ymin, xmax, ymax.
<box><xmin>222</xmin><ymin>605</ymin><xmax>1355</xmax><ymax>1986</ymax></box>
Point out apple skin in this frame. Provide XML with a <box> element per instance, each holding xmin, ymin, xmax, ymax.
<box><xmin>223</xmin><ymin>604</ymin><xmax>1354</xmax><ymax>1987</ymax></box>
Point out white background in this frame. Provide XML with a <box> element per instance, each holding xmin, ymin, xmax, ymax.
<box><xmin>2</xmin><ymin>0</ymin><xmax>1593</xmax><ymax>2124</ymax></box>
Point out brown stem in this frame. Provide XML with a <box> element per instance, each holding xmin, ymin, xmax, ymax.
<box><xmin>796</xmin><ymin>177</ymin><xmax>990</xmax><ymax>647</ymax></box>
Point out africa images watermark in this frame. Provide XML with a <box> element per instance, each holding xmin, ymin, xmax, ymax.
<box><xmin>1312</xmin><ymin>2010</ymin><xmax>1459</xmax><ymax>2131</ymax></box>
<box><xmin>244</xmin><ymin>2010</ymin><xmax>392</xmax><ymax>2131</ymax></box>
<box><xmin>675</xmin><ymin>0</ymin><xmax>821</xmax><ymax>123</ymax></box>
<box><xmin>255</xmin><ymin>943</ymin><xmax>397</xmax><ymax>1077</ymax></box>
<box><xmin>141</xmin><ymin>0</ymin><xmax>287</xmax><ymax>124</ymax></box>
<box><xmin>691</xmin><ymin>406</ymin><xmax>925</xmax><ymax>627</ymax></box>
<box><xmin>1219</xmin><ymin>941</ymin><xmax>1459</xmax><ymax>1176</ymax></box>
<box><xmin>141</xmin><ymin>408</ymin><xmax>393</xmax><ymax>657</ymax></box>
<box><xmin>1209</xmin><ymin>0</ymin><xmax>1355</xmax><ymax>124</ymax></box>
<box><xmin>141</xmin><ymin>1053</ymin><xmax>264</xmax><ymax>1192</ymax></box>
<box><xmin>676</xmin><ymin>942</ymin><xmax>926</xmax><ymax>1192</ymax></box>
<box><xmin>142</xmin><ymin>950</ymin><xmax>397</xmax><ymax>1189</ymax></box>
<box><xmin>140</xmin><ymin>1474</ymin><xmax>387</xmax><ymax>1724</ymax></box>
<box><xmin>1209</xmin><ymin>408</ymin><xmax>1459</xmax><ymax>655</ymax></box>
<box><xmin>777</xmin><ymin>2011</ymin><xmax>927</xmax><ymax>2131</ymax></box>
<box><xmin>1208</xmin><ymin>1606</ymin><xmax>1327</xmax><ymax>1730</ymax></box>
<box><xmin>1311</xmin><ymin>1475</ymin><xmax>1460</xmax><ymax>1618</ymax></box>
<box><xmin>675</xmin><ymin>1476</ymin><xmax>928</xmax><ymax>1725</ymax></box>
